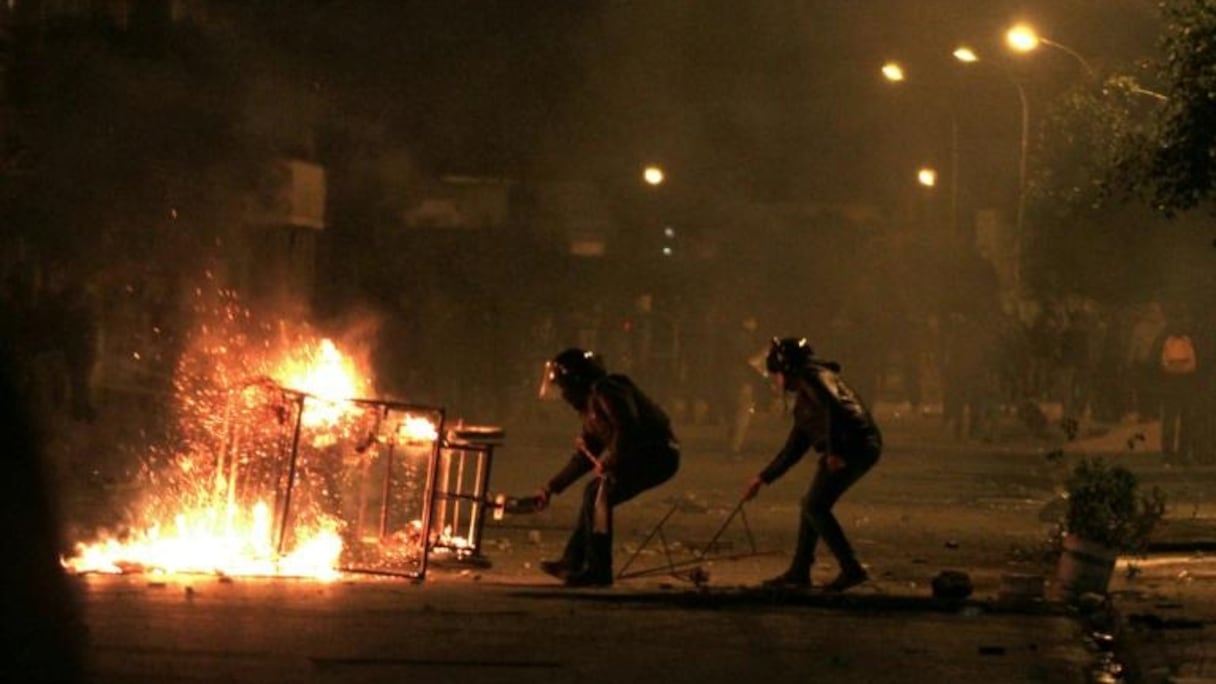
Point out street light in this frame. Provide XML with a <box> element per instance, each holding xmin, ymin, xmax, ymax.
<box><xmin>953</xmin><ymin>46</ymin><xmax>978</xmax><ymax>64</ymax></box>
<box><xmin>1006</xmin><ymin>22</ymin><xmax>1167</xmax><ymax>103</ymax></box>
<box><xmin>1005</xmin><ymin>23</ymin><xmax>1096</xmax><ymax>79</ymax></box>
<box><xmin>643</xmin><ymin>165</ymin><xmax>665</xmax><ymax>186</ymax></box>
<box><xmin>954</xmin><ymin>46</ymin><xmax>1029</xmax><ymax>292</ymax></box>
<box><xmin>880</xmin><ymin>60</ymin><xmax>957</xmax><ymax>237</ymax></box>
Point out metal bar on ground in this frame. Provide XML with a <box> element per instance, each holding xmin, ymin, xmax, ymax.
<box><xmin>740</xmin><ymin>505</ymin><xmax>757</xmax><ymax>554</ymax></box>
<box><xmin>695</xmin><ymin>496</ymin><xmax>748</xmax><ymax>559</ymax></box>
<box><xmin>616</xmin><ymin>502</ymin><xmax>679</xmax><ymax>578</ymax></box>
<box><xmin>616</xmin><ymin>550</ymin><xmax>781</xmax><ymax>580</ymax></box>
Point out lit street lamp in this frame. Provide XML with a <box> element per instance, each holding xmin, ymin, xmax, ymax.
<box><xmin>1006</xmin><ymin>23</ymin><xmax>1096</xmax><ymax>79</ymax></box>
<box><xmin>880</xmin><ymin>60</ymin><xmax>958</xmax><ymax>238</ymax></box>
<box><xmin>999</xmin><ymin>24</ymin><xmax>1167</xmax><ymax>294</ymax></box>
<box><xmin>955</xmin><ymin>46</ymin><xmax>1029</xmax><ymax>292</ymax></box>
<box><xmin>881</xmin><ymin>61</ymin><xmax>905</xmax><ymax>82</ymax></box>
<box><xmin>952</xmin><ymin>46</ymin><xmax>978</xmax><ymax>64</ymax></box>
<box><xmin>643</xmin><ymin>165</ymin><xmax>665</xmax><ymax>187</ymax></box>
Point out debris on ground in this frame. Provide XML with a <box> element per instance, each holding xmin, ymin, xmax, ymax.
<box><xmin>931</xmin><ymin>570</ymin><xmax>973</xmax><ymax>599</ymax></box>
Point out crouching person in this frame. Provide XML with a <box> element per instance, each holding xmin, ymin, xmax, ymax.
<box><xmin>535</xmin><ymin>348</ymin><xmax>680</xmax><ymax>587</ymax></box>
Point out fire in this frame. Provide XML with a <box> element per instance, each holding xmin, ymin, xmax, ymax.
<box><xmin>63</xmin><ymin>502</ymin><xmax>342</xmax><ymax>580</ymax></box>
<box><xmin>64</xmin><ymin>304</ymin><xmax>381</xmax><ymax>580</ymax></box>
<box><xmin>273</xmin><ymin>338</ymin><xmax>366</xmax><ymax>427</ymax></box>
<box><xmin>400</xmin><ymin>415</ymin><xmax>439</xmax><ymax>443</ymax></box>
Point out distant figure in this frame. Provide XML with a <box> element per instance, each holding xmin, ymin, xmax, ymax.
<box><xmin>743</xmin><ymin>337</ymin><xmax>882</xmax><ymax>593</ymax></box>
<box><xmin>534</xmin><ymin>348</ymin><xmax>680</xmax><ymax>586</ymax></box>
<box><xmin>1157</xmin><ymin>310</ymin><xmax>1200</xmax><ymax>463</ymax></box>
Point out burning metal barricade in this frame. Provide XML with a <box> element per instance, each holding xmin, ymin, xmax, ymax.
<box><xmin>61</xmin><ymin>319</ymin><xmax>528</xmax><ymax>581</ymax></box>
<box><xmin>211</xmin><ymin>379</ymin><xmax>448</xmax><ymax>579</ymax></box>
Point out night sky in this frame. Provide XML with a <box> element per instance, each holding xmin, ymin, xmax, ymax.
<box><xmin>258</xmin><ymin>0</ymin><xmax>1162</xmax><ymax>210</ymax></box>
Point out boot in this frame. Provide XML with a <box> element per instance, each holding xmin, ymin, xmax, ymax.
<box><xmin>821</xmin><ymin>564</ymin><xmax>868</xmax><ymax>593</ymax></box>
<box><xmin>565</xmin><ymin>533</ymin><xmax>613</xmax><ymax>587</ymax></box>
<box><xmin>761</xmin><ymin>568</ymin><xmax>811</xmax><ymax>589</ymax></box>
<box><xmin>539</xmin><ymin>559</ymin><xmax>569</xmax><ymax>580</ymax></box>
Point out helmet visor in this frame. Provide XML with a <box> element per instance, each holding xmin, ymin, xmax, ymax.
<box><xmin>537</xmin><ymin>360</ymin><xmax>562</xmax><ymax>400</ymax></box>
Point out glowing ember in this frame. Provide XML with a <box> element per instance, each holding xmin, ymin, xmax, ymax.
<box><xmin>63</xmin><ymin>291</ymin><xmax>386</xmax><ymax>580</ymax></box>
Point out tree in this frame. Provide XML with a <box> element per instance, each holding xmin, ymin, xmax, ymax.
<box><xmin>1024</xmin><ymin>74</ymin><xmax>1169</xmax><ymax>300</ymax></box>
<box><xmin>1140</xmin><ymin>0</ymin><xmax>1216</xmax><ymax>214</ymax></box>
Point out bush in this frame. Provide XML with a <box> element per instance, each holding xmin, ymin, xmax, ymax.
<box><xmin>1065</xmin><ymin>457</ymin><xmax>1166</xmax><ymax>554</ymax></box>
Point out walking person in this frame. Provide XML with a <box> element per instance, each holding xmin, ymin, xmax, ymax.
<box><xmin>1158</xmin><ymin>308</ymin><xmax>1200</xmax><ymax>464</ymax></box>
<box><xmin>743</xmin><ymin>337</ymin><xmax>882</xmax><ymax>592</ymax></box>
<box><xmin>534</xmin><ymin>348</ymin><xmax>680</xmax><ymax>586</ymax></box>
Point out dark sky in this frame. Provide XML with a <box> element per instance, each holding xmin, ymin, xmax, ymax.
<box><xmin>266</xmin><ymin>0</ymin><xmax>1164</xmax><ymax>208</ymax></box>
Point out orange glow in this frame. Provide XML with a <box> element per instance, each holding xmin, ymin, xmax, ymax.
<box><xmin>62</xmin><ymin>294</ymin><xmax>384</xmax><ymax>580</ymax></box>
<box><xmin>63</xmin><ymin>502</ymin><xmax>342</xmax><ymax>580</ymax></box>
<box><xmin>273</xmin><ymin>338</ymin><xmax>366</xmax><ymax>427</ymax></box>
<box><xmin>1006</xmin><ymin>24</ymin><xmax>1040</xmax><ymax>53</ymax></box>
<box><xmin>399</xmin><ymin>415</ymin><xmax>439</xmax><ymax>443</ymax></box>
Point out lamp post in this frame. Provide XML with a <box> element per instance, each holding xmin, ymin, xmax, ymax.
<box><xmin>993</xmin><ymin>25</ymin><xmax>1165</xmax><ymax>293</ymax></box>
<box><xmin>953</xmin><ymin>47</ymin><xmax>1029</xmax><ymax>292</ymax></box>
<box><xmin>1006</xmin><ymin>24</ymin><xmax>1096</xmax><ymax>79</ymax></box>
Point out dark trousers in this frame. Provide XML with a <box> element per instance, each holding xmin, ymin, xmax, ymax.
<box><xmin>561</xmin><ymin>451</ymin><xmax>678</xmax><ymax>574</ymax></box>
<box><xmin>1161</xmin><ymin>375</ymin><xmax>1196</xmax><ymax>458</ymax></box>
<box><xmin>788</xmin><ymin>453</ymin><xmax>878</xmax><ymax>576</ymax></box>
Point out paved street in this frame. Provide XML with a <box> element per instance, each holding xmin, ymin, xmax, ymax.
<box><xmin>65</xmin><ymin>405</ymin><xmax>1216</xmax><ymax>683</ymax></box>
<box><xmin>80</xmin><ymin>574</ymin><xmax>1089</xmax><ymax>684</ymax></box>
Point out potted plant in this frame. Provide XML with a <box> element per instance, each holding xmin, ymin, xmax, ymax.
<box><xmin>1056</xmin><ymin>457</ymin><xmax>1166</xmax><ymax>599</ymax></box>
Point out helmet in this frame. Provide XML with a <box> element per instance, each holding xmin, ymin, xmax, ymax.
<box><xmin>549</xmin><ymin>347</ymin><xmax>607</xmax><ymax>390</ymax></box>
<box><xmin>765</xmin><ymin>337</ymin><xmax>814</xmax><ymax>376</ymax></box>
<box><xmin>539</xmin><ymin>348</ymin><xmax>606</xmax><ymax>404</ymax></box>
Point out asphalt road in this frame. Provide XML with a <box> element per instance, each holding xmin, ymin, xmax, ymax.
<box><xmin>68</xmin><ymin>408</ymin><xmax>1150</xmax><ymax>684</ymax></box>
<box><xmin>80</xmin><ymin>573</ymin><xmax>1090</xmax><ymax>684</ymax></box>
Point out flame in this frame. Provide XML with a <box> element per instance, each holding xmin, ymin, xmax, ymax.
<box><xmin>400</xmin><ymin>415</ymin><xmax>439</xmax><ymax>443</ymax></box>
<box><xmin>273</xmin><ymin>338</ymin><xmax>366</xmax><ymax>427</ymax></box>
<box><xmin>63</xmin><ymin>314</ymin><xmax>381</xmax><ymax>581</ymax></box>
<box><xmin>63</xmin><ymin>501</ymin><xmax>342</xmax><ymax>580</ymax></box>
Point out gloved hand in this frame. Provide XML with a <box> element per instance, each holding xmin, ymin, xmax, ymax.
<box><xmin>534</xmin><ymin>486</ymin><xmax>552</xmax><ymax>511</ymax></box>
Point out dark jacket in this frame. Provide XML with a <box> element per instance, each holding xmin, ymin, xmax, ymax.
<box><xmin>759</xmin><ymin>361</ymin><xmax>882</xmax><ymax>484</ymax></box>
<box><xmin>547</xmin><ymin>374</ymin><xmax>679</xmax><ymax>494</ymax></box>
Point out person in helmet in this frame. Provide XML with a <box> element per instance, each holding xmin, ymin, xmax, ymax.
<box><xmin>742</xmin><ymin>336</ymin><xmax>882</xmax><ymax>593</ymax></box>
<box><xmin>535</xmin><ymin>347</ymin><xmax>680</xmax><ymax>586</ymax></box>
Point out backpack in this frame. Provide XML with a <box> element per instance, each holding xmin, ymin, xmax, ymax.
<box><xmin>1161</xmin><ymin>334</ymin><xmax>1197</xmax><ymax>374</ymax></box>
